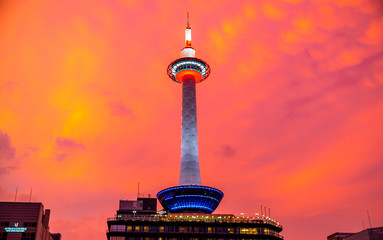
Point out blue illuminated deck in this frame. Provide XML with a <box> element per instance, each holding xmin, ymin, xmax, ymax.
<box><xmin>157</xmin><ymin>186</ymin><xmax>223</xmax><ymax>214</ymax></box>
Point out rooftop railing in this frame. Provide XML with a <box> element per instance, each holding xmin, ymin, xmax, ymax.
<box><xmin>107</xmin><ymin>213</ymin><xmax>281</xmax><ymax>228</ymax></box>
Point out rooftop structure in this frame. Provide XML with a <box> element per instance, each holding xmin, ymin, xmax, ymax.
<box><xmin>327</xmin><ymin>227</ymin><xmax>383</xmax><ymax>240</ymax></box>
<box><xmin>158</xmin><ymin>13</ymin><xmax>222</xmax><ymax>214</ymax></box>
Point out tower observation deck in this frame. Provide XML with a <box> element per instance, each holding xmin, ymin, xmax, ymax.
<box><xmin>157</xmin><ymin>14</ymin><xmax>223</xmax><ymax>214</ymax></box>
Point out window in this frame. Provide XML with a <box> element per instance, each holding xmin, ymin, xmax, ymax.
<box><xmin>150</xmin><ymin>226</ymin><xmax>158</xmax><ymax>232</ymax></box>
<box><xmin>127</xmin><ymin>226</ymin><xmax>132</xmax><ymax>231</ymax></box>
<box><xmin>165</xmin><ymin>226</ymin><xmax>175</xmax><ymax>232</ymax></box>
<box><xmin>21</xmin><ymin>232</ymin><xmax>35</xmax><ymax>240</ymax></box>
<box><xmin>0</xmin><ymin>222</ymin><xmax>9</xmax><ymax>227</ymax></box>
<box><xmin>0</xmin><ymin>232</ymin><xmax>8</xmax><ymax>240</ymax></box>
<box><xmin>110</xmin><ymin>225</ymin><xmax>126</xmax><ymax>232</ymax></box>
<box><xmin>110</xmin><ymin>237</ymin><xmax>125</xmax><ymax>240</ymax></box>
<box><xmin>23</xmin><ymin>222</ymin><xmax>37</xmax><ymax>227</ymax></box>
<box><xmin>239</xmin><ymin>228</ymin><xmax>259</xmax><ymax>234</ymax></box>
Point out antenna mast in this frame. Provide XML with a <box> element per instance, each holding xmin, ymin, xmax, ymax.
<box><xmin>14</xmin><ymin>187</ymin><xmax>18</xmax><ymax>202</ymax></box>
<box><xmin>367</xmin><ymin>209</ymin><xmax>372</xmax><ymax>228</ymax></box>
<box><xmin>261</xmin><ymin>204</ymin><xmax>263</xmax><ymax>216</ymax></box>
<box><xmin>269</xmin><ymin>208</ymin><xmax>271</xmax><ymax>218</ymax></box>
<box><xmin>29</xmin><ymin>188</ymin><xmax>33</xmax><ymax>202</ymax></box>
<box><xmin>137</xmin><ymin>182</ymin><xmax>140</xmax><ymax>198</ymax></box>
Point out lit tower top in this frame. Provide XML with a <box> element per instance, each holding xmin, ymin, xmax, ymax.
<box><xmin>180</xmin><ymin>12</ymin><xmax>195</xmax><ymax>58</ymax></box>
<box><xmin>158</xmin><ymin>13</ymin><xmax>222</xmax><ymax>214</ymax></box>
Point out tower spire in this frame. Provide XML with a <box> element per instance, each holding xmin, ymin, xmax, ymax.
<box><xmin>182</xmin><ymin>12</ymin><xmax>194</xmax><ymax>57</ymax></box>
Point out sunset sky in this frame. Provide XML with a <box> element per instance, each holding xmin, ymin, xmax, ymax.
<box><xmin>1</xmin><ymin>0</ymin><xmax>383</xmax><ymax>239</ymax></box>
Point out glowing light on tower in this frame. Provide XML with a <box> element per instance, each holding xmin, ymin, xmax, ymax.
<box><xmin>157</xmin><ymin>13</ymin><xmax>223</xmax><ymax>214</ymax></box>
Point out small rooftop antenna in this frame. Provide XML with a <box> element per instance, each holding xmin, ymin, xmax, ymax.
<box><xmin>269</xmin><ymin>207</ymin><xmax>271</xmax><ymax>218</ymax></box>
<box><xmin>137</xmin><ymin>182</ymin><xmax>140</xmax><ymax>198</ymax></box>
<box><xmin>264</xmin><ymin>206</ymin><xmax>267</xmax><ymax>217</ymax></box>
<box><xmin>14</xmin><ymin>186</ymin><xmax>18</xmax><ymax>202</ymax></box>
<box><xmin>29</xmin><ymin>188</ymin><xmax>33</xmax><ymax>202</ymax></box>
<box><xmin>261</xmin><ymin>204</ymin><xmax>263</xmax><ymax>215</ymax></box>
<box><xmin>367</xmin><ymin>209</ymin><xmax>372</xmax><ymax>228</ymax></box>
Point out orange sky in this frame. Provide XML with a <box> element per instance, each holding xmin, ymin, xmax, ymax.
<box><xmin>1</xmin><ymin>0</ymin><xmax>383</xmax><ymax>239</ymax></box>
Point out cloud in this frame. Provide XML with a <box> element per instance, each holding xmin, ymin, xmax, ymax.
<box><xmin>0</xmin><ymin>130</ymin><xmax>16</xmax><ymax>175</ymax></box>
<box><xmin>55</xmin><ymin>137</ymin><xmax>85</xmax><ymax>161</ymax></box>
<box><xmin>361</xmin><ymin>16</ymin><xmax>383</xmax><ymax>45</ymax></box>
<box><xmin>56</xmin><ymin>137</ymin><xmax>85</xmax><ymax>150</ymax></box>
<box><xmin>262</xmin><ymin>2</ymin><xmax>286</xmax><ymax>20</ymax></box>
<box><xmin>217</xmin><ymin>144</ymin><xmax>237</xmax><ymax>158</ymax></box>
<box><xmin>108</xmin><ymin>101</ymin><xmax>132</xmax><ymax>117</ymax></box>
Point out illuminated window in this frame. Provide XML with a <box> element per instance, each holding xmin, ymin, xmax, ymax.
<box><xmin>179</xmin><ymin>227</ymin><xmax>187</xmax><ymax>233</ymax></box>
<box><xmin>208</xmin><ymin>227</ymin><xmax>213</xmax><ymax>233</ymax></box>
<box><xmin>135</xmin><ymin>226</ymin><xmax>140</xmax><ymax>231</ymax></box>
<box><xmin>159</xmin><ymin>226</ymin><xmax>164</xmax><ymax>232</ymax></box>
<box><xmin>126</xmin><ymin>226</ymin><xmax>132</xmax><ymax>231</ymax></box>
<box><xmin>227</xmin><ymin>228</ymin><xmax>234</xmax><ymax>234</ymax></box>
<box><xmin>143</xmin><ymin>226</ymin><xmax>149</xmax><ymax>232</ymax></box>
<box><xmin>264</xmin><ymin>228</ymin><xmax>270</xmax><ymax>234</ymax></box>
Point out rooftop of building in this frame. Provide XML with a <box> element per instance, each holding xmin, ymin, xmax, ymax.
<box><xmin>327</xmin><ymin>227</ymin><xmax>383</xmax><ymax>240</ymax></box>
<box><xmin>108</xmin><ymin>213</ymin><xmax>282</xmax><ymax>228</ymax></box>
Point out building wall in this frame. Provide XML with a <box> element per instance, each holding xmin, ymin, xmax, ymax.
<box><xmin>328</xmin><ymin>227</ymin><xmax>383</xmax><ymax>240</ymax></box>
<box><xmin>346</xmin><ymin>227</ymin><xmax>383</xmax><ymax>240</ymax></box>
<box><xmin>0</xmin><ymin>202</ymin><xmax>57</xmax><ymax>240</ymax></box>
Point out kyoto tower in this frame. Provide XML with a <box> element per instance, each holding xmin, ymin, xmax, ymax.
<box><xmin>157</xmin><ymin>14</ymin><xmax>223</xmax><ymax>214</ymax></box>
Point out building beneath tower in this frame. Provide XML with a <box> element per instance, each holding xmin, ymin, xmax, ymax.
<box><xmin>107</xmin><ymin>197</ymin><xmax>283</xmax><ymax>240</ymax></box>
<box><xmin>107</xmin><ymin>14</ymin><xmax>284</xmax><ymax>240</ymax></box>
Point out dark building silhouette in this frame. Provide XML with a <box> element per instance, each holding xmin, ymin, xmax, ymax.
<box><xmin>0</xmin><ymin>202</ymin><xmax>61</xmax><ymax>240</ymax></box>
<box><xmin>327</xmin><ymin>227</ymin><xmax>383</xmax><ymax>240</ymax></box>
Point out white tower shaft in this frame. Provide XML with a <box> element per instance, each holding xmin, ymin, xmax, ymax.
<box><xmin>179</xmin><ymin>77</ymin><xmax>201</xmax><ymax>185</ymax></box>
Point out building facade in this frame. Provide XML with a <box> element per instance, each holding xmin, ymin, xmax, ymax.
<box><xmin>0</xmin><ymin>202</ymin><xmax>61</xmax><ymax>240</ymax></box>
<box><xmin>107</xmin><ymin>197</ymin><xmax>283</xmax><ymax>240</ymax></box>
<box><xmin>327</xmin><ymin>227</ymin><xmax>383</xmax><ymax>240</ymax></box>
